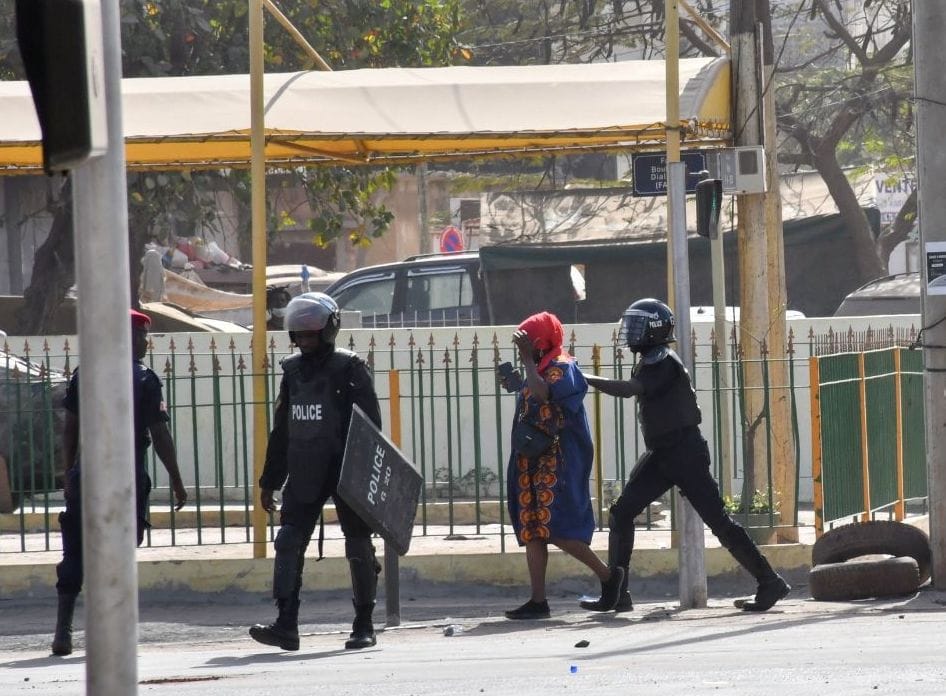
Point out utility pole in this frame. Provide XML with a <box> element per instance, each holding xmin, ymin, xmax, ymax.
<box><xmin>666</xmin><ymin>0</ymin><xmax>707</xmax><ymax>609</ymax></box>
<box><xmin>757</xmin><ymin>0</ymin><xmax>796</xmax><ymax>539</ymax></box>
<box><xmin>249</xmin><ymin>0</ymin><xmax>268</xmax><ymax>560</ymax></box>
<box><xmin>730</xmin><ymin>0</ymin><xmax>771</xmax><ymax>510</ymax></box>
<box><xmin>73</xmin><ymin>0</ymin><xmax>139</xmax><ymax>691</ymax></box>
<box><xmin>913</xmin><ymin>2</ymin><xmax>946</xmax><ymax>588</ymax></box>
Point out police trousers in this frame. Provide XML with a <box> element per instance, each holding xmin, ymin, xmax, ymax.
<box><xmin>56</xmin><ymin>467</ymin><xmax>152</xmax><ymax>596</ymax></box>
<box><xmin>608</xmin><ymin>426</ymin><xmax>744</xmax><ymax>569</ymax></box>
<box><xmin>271</xmin><ymin>482</ymin><xmax>375</xmax><ymax>601</ymax></box>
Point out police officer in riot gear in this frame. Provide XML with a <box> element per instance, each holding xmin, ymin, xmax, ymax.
<box><xmin>579</xmin><ymin>298</ymin><xmax>791</xmax><ymax>613</ymax></box>
<box><xmin>249</xmin><ymin>292</ymin><xmax>383</xmax><ymax>651</ymax></box>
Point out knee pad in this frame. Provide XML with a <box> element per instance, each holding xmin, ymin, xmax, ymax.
<box><xmin>608</xmin><ymin>502</ymin><xmax>636</xmax><ymax>532</ymax></box>
<box><xmin>345</xmin><ymin>537</ymin><xmax>377</xmax><ymax>564</ymax></box>
<box><xmin>274</xmin><ymin>524</ymin><xmax>307</xmax><ymax>555</ymax></box>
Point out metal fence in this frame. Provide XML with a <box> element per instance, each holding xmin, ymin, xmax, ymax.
<box><xmin>0</xmin><ymin>316</ymin><xmax>923</xmax><ymax>555</ymax></box>
<box><xmin>810</xmin><ymin>346</ymin><xmax>927</xmax><ymax>534</ymax></box>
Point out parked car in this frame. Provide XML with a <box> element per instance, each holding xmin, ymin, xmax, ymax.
<box><xmin>325</xmin><ymin>252</ymin><xmax>486</xmax><ymax>328</ymax></box>
<box><xmin>834</xmin><ymin>273</ymin><xmax>921</xmax><ymax>316</ymax></box>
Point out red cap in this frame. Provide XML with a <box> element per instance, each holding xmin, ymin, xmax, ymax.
<box><xmin>130</xmin><ymin>309</ymin><xmax>152</xmax><ymax>329</ymax></box>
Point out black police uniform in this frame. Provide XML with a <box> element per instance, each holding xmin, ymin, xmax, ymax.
<box><xmin>56</xmin><ymin>360</ymin><xmax>168</xmax><ymax>595</ymax></box>
<box><xmin>258</xmin><ymin>345</ymin><xmax>382</xmax><ymax>630</ymax></box>
<box><xmin>607</xmin><ymin>348</ymin><xmax>782</xmax><ymax>592</ymax></box>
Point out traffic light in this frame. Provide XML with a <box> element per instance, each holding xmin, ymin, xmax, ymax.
<box><xmin>695</xmin><ymin>178</ymin><xmax>723</xmax><ymax>239</ymax></box>
<box><xmin>15</xmin><ymin>0</ymin><xmax>107</xmax><ymax>175</ymax></box>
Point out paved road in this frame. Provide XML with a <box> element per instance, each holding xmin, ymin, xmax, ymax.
<box><xmin>2</xmin><ymin>586</ymin><xmax>945</xmax><ymax>696</ymax></box>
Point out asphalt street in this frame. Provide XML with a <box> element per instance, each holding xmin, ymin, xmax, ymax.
<box><xmin>2</xmin><ymin>585</ymin><xmax>945</xmax><ymax>696</ymax></box>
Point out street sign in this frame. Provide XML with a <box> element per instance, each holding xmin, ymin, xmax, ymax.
<box><xmin>439</xmin><ymin>225</ymin><xmax>464</xmax><ymax>253</ymax></box>
<box><xmin>631</xmin><ymin>151</ymin><xmax>707</xmax><ymax>197</ymax></box>
<box><xmin>337</xmin><ymin>405</ymin><xmax>423</xmax><ymax>555</ymax></box>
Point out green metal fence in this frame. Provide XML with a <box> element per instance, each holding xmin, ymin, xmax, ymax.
<box><xmin>810</xmin><ymin>347</ymin><xmax>927</xmax><ymax>533</ymax></box>
<box><xmin>3</xmin><ymin>320</ymin><xmax>922</xmax><ymax>556</ymax></box>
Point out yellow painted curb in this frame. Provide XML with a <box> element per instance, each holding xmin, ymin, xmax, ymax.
<box><xmin>0</xmin><ymin>544</ymin><xmax>811</xmax><ymax>597</ymax></box>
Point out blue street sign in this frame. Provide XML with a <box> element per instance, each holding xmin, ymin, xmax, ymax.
<box><xmin>631</xmin><ymin>151</ymin><xmax>707</xmax><ymax>197</ymax></box>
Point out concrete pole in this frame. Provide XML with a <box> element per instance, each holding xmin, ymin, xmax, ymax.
<box><xmin>913</xmin><ymin>2</ymin><xmax>946</xmax><ymax>588</ymax></box>
<box><xmin>758</xmin><ymin>0</ymin><xmax>797</xmax><ymax>539</ymax></box>
<box><xmin>731</xmin><ymin>0</ymin><xmax>770</xmax><ymax>502</ymax></box>
<box><xmin>670</xmin><ymin>161</ymin><xmax>708</xmax><ymax>609</ymax></box>
<box><xmin>72</xmin><ymin>0</ymin><xmax>138</xmax><ymax>692</ymax></box>
<box><xmin>666</xmin><ymin>0</ymin><xmax>707</xmax><ymax>609</ymax></box>
<box><xmin>711</xmin><ymin>231</ymin><xmax>733</xmax><ymax>496</ymax></box>
<box><xmin>249</xmin><ymin>0</ymin><xmax>269</xmax><ymax>559</ymax></box>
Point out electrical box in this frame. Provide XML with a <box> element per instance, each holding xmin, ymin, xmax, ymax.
<box><xmin>712</xmin><ymin>146</ymin><xmax>767</xmax><ymax>194</ymax></box>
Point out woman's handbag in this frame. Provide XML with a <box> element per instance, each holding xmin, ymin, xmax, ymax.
<box><xmin>511</xmin><ymin>418</ymin><xmax>559</xmax><ymax>458</ymax></box>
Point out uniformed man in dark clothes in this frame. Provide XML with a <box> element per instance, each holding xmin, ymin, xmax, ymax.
<box><xmin>249</xmin><ymin>292</ymin><xmax>383</xmax><ymax>652</ymax></box>
<box><xmin>52</xmin><ymin>308</ymin><xmax>188</xmax><ymax>656</ymax></box>
<box><xmin>579</xmin><ymin>298</ymin><xmax>791</xmax><ymax>613</ymax></box>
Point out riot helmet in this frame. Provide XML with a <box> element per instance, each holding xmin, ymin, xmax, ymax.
<box><xmin>284</xmin><ymin>292</ymin><xmax>341</xmax><ymax>345</ymax></box>
<box><xmin>619</xmin><ymin>298</ymin><xmax>675</xmax><ymax>351</ymax></box>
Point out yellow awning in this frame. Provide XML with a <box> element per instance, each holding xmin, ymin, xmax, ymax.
<box><xmin>0</xmin><ymin>57</ymin><xmax>730</xmax><ymax>173</ymax></box>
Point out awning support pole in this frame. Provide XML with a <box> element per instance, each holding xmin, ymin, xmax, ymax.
<box><xmin>250</xmin><ymin>0</ymin><xmax>269</xmax><ymax>560</ymax></box>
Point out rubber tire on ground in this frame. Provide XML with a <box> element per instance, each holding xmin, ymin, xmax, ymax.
<box><xmin>808</xmin><ymin>556</ymin><xmax>920</xmax><ymax>602</ymax></box>
<box><xmin>811</xmin><ymin>521</ymin><xmax>931</xmax><ymax>586</ymax></box>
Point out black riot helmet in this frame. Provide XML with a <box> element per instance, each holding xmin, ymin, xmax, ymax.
<box><xmin>619</xmin><ymin>298</ymin><xmax>675</xmax><ymax>351</ymax></box>
<box><xmin>284</xmin><ymin>292</ymin><xmax>341</xmax><ymax>344</ymax></box>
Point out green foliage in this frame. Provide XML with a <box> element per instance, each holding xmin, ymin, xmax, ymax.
<box><xmin>0</xmin><ymin>1</ymin><xmax>467</xmax><ymax>253</ymax></box>
<box><xmin>723</xmin><ymin>488</ymin><xmax>780</xmax><ymax>515</ymax></box>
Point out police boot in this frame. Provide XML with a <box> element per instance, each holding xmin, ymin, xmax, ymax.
<box><xmin>580</xmin><ymin>567</ymin><xmax>633</xmax><ymax>612</ymax></box>
<box><xmin>345</xmin><ymin>557</ymin><xmax>379</xmax><ymax>650</ymax></box>
<box><xmin>346</xmin><ymin>601</ymin><xmax>376</xmax><ymax>650</ymax></box>
<box><xmin>722</xmin><ymin>527</ymin><xmax>791</xmax><ymax>612</ymax></box>
<box><xmin>249</xmin><ymin>598</ymin><xmax>300</xmax><ymax>651</ymax></box>
<box><xmin>51</xmin><ymin>593</ymin><xmax>78</xmax><ymax>656</ymax></box>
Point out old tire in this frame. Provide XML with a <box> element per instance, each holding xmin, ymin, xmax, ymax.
<box><xmin>812</xmin><ymin>521</ymin><xmax>931</xmax><ymax>586</ymax></box>
<box><xmin>809</xmin><ymin>557</ymin><xmax>920</xmax><ymax>601</ymax></box>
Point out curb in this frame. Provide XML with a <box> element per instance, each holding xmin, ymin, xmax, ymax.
<box><xmin>2</xmin><ymin>544</ymin><xmax>812</xmax><ymax>598</ymax></box>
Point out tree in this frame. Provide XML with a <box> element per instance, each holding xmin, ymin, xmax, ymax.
<box><xmin>458</xmin><ymin>0</ymin><xmax>724</xmax><ymax>65</ymax></box>
<box><xmin>0</xmin><ymin>0</ymin><xmax>466</xmax><ymax>333</ymax></box>
<box><xmin>774</xmin><ymin>0</ymin><xmax>913</xmax><ymax>279</ymax></box>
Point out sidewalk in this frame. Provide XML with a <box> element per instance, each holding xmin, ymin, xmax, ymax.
<box><xmin>0</xmin><ymin>503</ymin><xmax>818</xmax><ymax>599</ymax></box>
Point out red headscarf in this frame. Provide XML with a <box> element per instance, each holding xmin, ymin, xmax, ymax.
<box><xmin>517</xmin><ymin>311</ymin><xmax>568</xmax><ymax>373</ymax></box>
<box><xmin>130</xmin><ymin>309</ymin><xmax>152</xmax><ymax>329</ymax></box>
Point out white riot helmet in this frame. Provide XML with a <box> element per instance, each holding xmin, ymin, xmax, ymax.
<box><xmin>284</xmin><ymin>292</ymin><xmax>341</xmax><ymax>344</ymax></box>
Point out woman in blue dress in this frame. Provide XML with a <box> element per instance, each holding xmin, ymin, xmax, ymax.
<box><xmin>503</xmin><ymin>311</ymin><xmax>624</xmax><ymax>620</ymax></box>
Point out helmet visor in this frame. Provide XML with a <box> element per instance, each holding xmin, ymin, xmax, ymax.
<box><xmin>619</xmin><ymin>309</ymin><xmax>653</xmax><ymax>347</ymax></box>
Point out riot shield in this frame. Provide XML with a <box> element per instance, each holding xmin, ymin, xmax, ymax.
<box><xmin>337</xmin><ymin>404</ymin><xmax>423</xmax><ymax>555</ymax></box>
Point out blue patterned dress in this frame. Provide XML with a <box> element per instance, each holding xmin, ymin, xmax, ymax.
<box><xmin>506</xmin><ymin>357</ymin><xmax>596</xmax><ymax>545</ymax></box>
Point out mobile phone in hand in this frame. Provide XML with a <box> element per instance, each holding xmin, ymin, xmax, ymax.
<box><xmin>497</xmin><ymin>361</ymin><xmax>523</xmax><ymax>392</ymax></box>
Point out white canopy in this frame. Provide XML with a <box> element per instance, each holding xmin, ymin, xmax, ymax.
<box><xmin>0</xmin><ymin>57</ymin><xmax>731</xmax><ymax>172</ymax></box>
